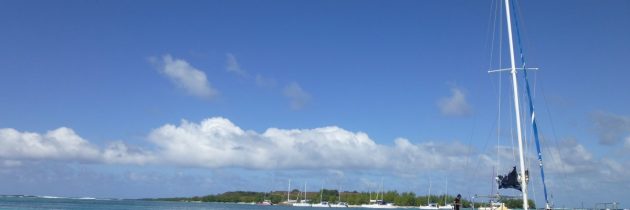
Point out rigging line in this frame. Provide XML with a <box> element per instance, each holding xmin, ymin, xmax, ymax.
<box><xmin>511</xmin><ymin>0</ymin><xmax>550</xmax><ymax>206</ymax></box>
<box><xmin>487</xmin><ymin>0</ymin><xmax>500</xmax><ymax>72</ymax></box>
<box><xmin>540</xmin><ymin>80</ymin><xmax>570</xmax><ymax>197</ymax></box>
<box><xmin>471</xmin><ymin>0</ymin><xmax>501</xmax><ymax>199</ymax></box>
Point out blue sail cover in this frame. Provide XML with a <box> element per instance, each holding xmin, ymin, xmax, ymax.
<box><xmin>511</xmin><ymin>0</ymin><xmax>550</xmax><ymax>206</ymax></box>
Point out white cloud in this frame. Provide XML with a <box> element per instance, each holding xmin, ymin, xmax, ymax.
<box><xmin>0</xmin><ymin>128</ymin><xmax>154</xmax><ymax>165</ymax></box>
<box><xmin>102</xmin><ymin>141</ymin><xmax>155</xmax><ymax>165</ymax></box>
<box><xmin>155</xmin><ymin>55</ymin><xmax>218</xmax><ymax>99</ymax></box>
<box><xmin>226</xmin><ymin>53</ymin><xmax>248</xmax><ymax>77</ymax></box>
<box><xmin>146</xmin><ymin>117</ymin><xmax>478</xmax><ymax>173</ymax></box>
<box><xmin>283</xmin><ymin>82</ymin><xmax>311</xmax><ymax>110</ymax></box>
<box><xmin>2</xmin><ymin>117</ymin><xmax>628</xmax><ymax>195</ymax></box>
<box><xmin>437</xmin><ymin>86</ymin><xmax>472</xmax><ymax>117</ymax></box>
<box><xmin>0</xmin><ymin>127</ymin><xmax>100</xmax><ymax>161</ymax></box>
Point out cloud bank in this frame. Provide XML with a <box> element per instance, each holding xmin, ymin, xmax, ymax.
<box><xmin>0</xmin><ymin>118</ymin><xmax>467</xmax><ymax>172</ymax></box>
<box><xmin>0</xmin><ymin>128</ymin><xmax>150</xmax><ymax>165</ymax></box>
<box><xmin>2</xmin><ymin>116</ymin><xmax>630</xmax><ymax>207</ymax></box>
<box><xmin>154</xmin><ymin>55</ymin><xmax>218</xmax><ymax>99</ymax></box>
<box><xmin>2</xmin><ymin>117</ymin><xmax>623</xmax><ymax>181</ymax></box>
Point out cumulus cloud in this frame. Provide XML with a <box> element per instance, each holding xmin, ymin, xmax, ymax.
<box><xmin>0</xmin><ymin>128</ymin><xmax>154</xmax><ymax>165</ymax></box>
<box><xmin>145</xmin><ymin>117</ymin><xmax>479</xmax><ymax>173</ymax></box>
<box><xmin>437</xmin><ymin>86</ymin><xmax>472</xmax><ymax>117</ymax></box>
<box><xmin>0</xmin><ymin>127</ymin><xmax>100</xmax><ymax>161</ymax></box>
<box><xmin>226</xmin><ymin>53</ymin><xmax>248</xmax><ymax>77</ymax></box>
<box><xmin>1</xmin><ymin>117</ymin><xmax>625</xmax><ymax>185</ymax></box>
<box><xmin>154</xmin><ymin>54</ymin><xmax>218</xmax><ymax>99</ymax></box>
<box><xmin>590</xmin><ymin>111</ymin><xmax>630</xmax><ymax>145</ymax></box>
<box><xmin>283</xmin><ymin>82</ymin><xmax>311</xmax><ymax>110</ymax></box>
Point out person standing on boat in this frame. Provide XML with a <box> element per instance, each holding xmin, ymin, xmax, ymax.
<box><xmin>453</xmin><ymin>194</ymin><xmax>462</xmax><ymax>210</ymax></box>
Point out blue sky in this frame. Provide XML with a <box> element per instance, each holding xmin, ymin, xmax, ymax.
<box><xmin>1</xmin><ymin>0</ymin><xmax>629</xmax><ymax>208</ymax></box>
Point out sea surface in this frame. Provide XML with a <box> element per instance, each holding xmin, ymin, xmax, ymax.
<box><xmin>0</xmin><ymin>196</ymin><xmax>414</xmax><ymax>210</ymax></box>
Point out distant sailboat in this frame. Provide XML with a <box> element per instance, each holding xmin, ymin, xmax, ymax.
<box><xmin>330</xmin><ymin>186</ymin><xmax>348</xmax><ymax>208</ymax></box>
<box><xmin>286</xmin><ymin>179</ymin><xmax>298</xmax><ymax>205</ymax></box>
<box><xmin>293</xmin><ymin>182</ymin><xmax>312</xmax><ymax>207</ymax></box>
<box><xmin>419</xmin><ymin>176</ymin><xmax>439</xmax><ymax>210</ymax></box>
<box><xmin>361</xmin><ymin>179</ymin><xmax>397</xmax><ymax>209</ymax></box>
<box><xmin>312</xmin><ymin>183</ymin><xmax>331</xmax><ymax>208</ymax></box>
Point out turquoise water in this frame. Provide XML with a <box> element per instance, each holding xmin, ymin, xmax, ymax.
<box><xmin>0</xmin><ymin>197</ymin><xmax>481</xmax><ymax>210</ymax></box>
<box><xmin>0</xmin><ymin>197</ymin><xmax>281</xmax><ymax>210</ymax></box>
<box><xmin>2</xmin><ymin>197</ymin><xmax>404</xmax><ymax>210</ymax></box>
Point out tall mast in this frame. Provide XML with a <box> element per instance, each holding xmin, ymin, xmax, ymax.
<box><xmin>444</xmin><ymin>178</ymin><xmax>448</xmax><ymax>205</ymax></box>
<box><xmin>428</xmin><ymin>176</ymin><xmax>432</xmax><ymax>204</ymax></box>
<box><xmin>320</xmin><ymin>183</ymin><xmax>324</xmax><ymax>202</ymax></box>
<box><xmin>288</xmin><ymin>179</ymin><xmax>292</xmax><ymax>202</ymax></box>
<box><xmin>503</xmin><ymin>0</ymin><xmax>528</xmax><ymax>209</ymax></box>
<box><xmin>304</xmin><ymin>182</ymin><xmax>308</xmax><ymax>201</ymax></box>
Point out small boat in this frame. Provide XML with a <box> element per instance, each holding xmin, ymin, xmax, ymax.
<box><xmin>312</xmin><ymin>183</ymin><xmax>330</xmax><ymax>207</ymax></box>
<box><xmin>257</xmin><ymin>200</ymin><xmax>273</xmax><ymax>206</ymax></box>
<box><xmin>330</xmin><ymin>186</ymin><xmax>348</xmax><ymax>208</ymax></box>
<box><xmin>438</xmin><ymin>204</ymin><xmax>453</xmax><ymax>210</ymax></box>
<box><xmin>419</xmin><ymin>203</ymin><xmax>439</xmax><ymax>210</ymax></box>
<box><xmin>312</xmin><ymin>201</ymin><xmax>331</xmax><ymax>208</ymax></box>
<box><xmin>477</xmin><ymin>202</ymin><xmax>508</xmax><ymax>210</ymax></box>
<box><xmin>293</xmin><ymin>182</ymin><xmax>312</xmax><ymax>207</ymax></box>
<box><xmin>293</xmin><ymin>200</ymin><xmax>312</xmax><ymax>207</ymax></box>
<box><xmin>361</xmin><ymin>200</ymin><xmax>398</xmax><ymax>209</ymax></box>
<box><xmin>330</xmin><ymin>202</ymin><xmax>349</xmax><ymax>208</ymax></box>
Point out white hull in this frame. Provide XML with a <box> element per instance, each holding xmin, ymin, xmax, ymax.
<box><xmin>330</xmin><ymin>202</ymin><xmax>348</xmax><ymax>208</ymax></box>
<box><xmin>312</xmin><ymin>202</ymin><xmax>330</xmax><ymax>208</ymax></box>
<box><xmin>361</xmin><ymin>204</ymin><xmax>398</xmax><ymax>209</ymax></box>
<box><xmin>293</xmin><ymin>203</ymin><xmax>312</xmax><ymax>207</ymax></box>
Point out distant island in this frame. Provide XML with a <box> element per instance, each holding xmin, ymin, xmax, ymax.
<box><xmin>146</xmin><ymin>190</ymin><xmax>535</xmax><ymax>208</ymax></box>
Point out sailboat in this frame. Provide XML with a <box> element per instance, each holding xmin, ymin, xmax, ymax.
<box><xmin>438</xmin><ymin>179</ymin><xmax>453</xmax><ymax>210</ymax></box>
<box><xmin>361</xmin><ymin>179</ymin><xmax>398</xmax><ymax>209</ymax></box>
<box><xmin>312</xmin><ymin>183</ymin><xmax>331</xmax><ymax>208</ymax></box>
<box><xmin>293</xmin><ymin>182</ymin><xmax>313</xmax><ymax>207</ymax></box>
<box><xmin>489</xmin><ymin>0</ymin><xmax>552</xmax><ymax>210</ymax></box>
<box><xmin>330</xmin><ymin>186</ymin><xmax>349</xmax><ymax>208</ymax></box>
<box><xmin>285</xmin><ymin>179</ymin><xmax>298</xmax><ymax>205</ymax></box>
<box><xmin>419</xmin><ymin>176</ymin><xmax>439</xmax><ymax>210</ymax></box>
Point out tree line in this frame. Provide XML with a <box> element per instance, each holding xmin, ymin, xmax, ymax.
<box><xmin>149</xmin><ymin>190</ymin><xmax>534</xmax><ymax>208</ymax></box>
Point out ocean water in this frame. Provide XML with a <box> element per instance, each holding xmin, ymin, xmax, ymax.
<box><xmin>0</xmin><ymin>196</ymin><xmax>383</xmax><ymax>210</ymax></box>
<box><xmin>0</xmin><ymin>197</ymin><xmax>279</xmax><ymax>210</ymax></box>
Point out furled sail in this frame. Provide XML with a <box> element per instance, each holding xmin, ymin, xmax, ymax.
<box><xmin>497</xmin><ymin>166</ymin><xmax>522</xmax><ymax>191</ymax></box>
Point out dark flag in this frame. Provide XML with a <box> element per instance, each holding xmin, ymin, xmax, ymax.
<box><xmin>497</xmin><ymin>166</ymin><xmax>522</xmax><ymax>191</ymax></box>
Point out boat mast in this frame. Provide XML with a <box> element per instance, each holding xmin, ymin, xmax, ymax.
<box><xmin>304</xmin><ymin>182</ymin><xmax>308</xmax><ymax>202</ymax></box>
<box><xmin>288</xmin><ymin>179</ymin><xmax>292</xmax><ymax>202</ymax></box>
<box><xmin>428</xmin><ymin>176</ymin><xmax>432</xmax><ymax>204</ymax></box>
<box><xmin>320</xmin><ymin>183</ymin><xmax>324</xmax><ymax>203</ymax></box>
<box><xmin>444</xmin><ymin>178</ymin><xmax>448</xmax><ymax>205</ymax></box>
<box><xmin>503</xmin><ymin>0</ymin><xmax>528</xmax><ymax>209</ymax></box>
